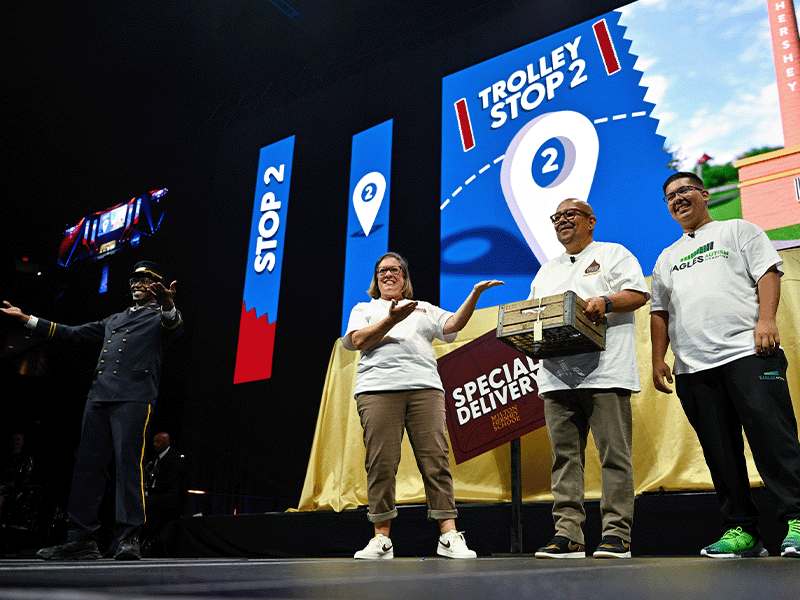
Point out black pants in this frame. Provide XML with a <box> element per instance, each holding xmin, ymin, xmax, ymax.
<box><xmin>67</xmin><ymin>400</ymin><xmax>152</xmax><ymax>543</ymax></box>
<box><xmin>675</xmin><ymin>351</ymin><xmax>800</xmax><ymax>538</ymax></box>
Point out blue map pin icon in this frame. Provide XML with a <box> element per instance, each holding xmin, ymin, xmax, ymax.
<box><xmin>500</xmin><ymin>110</ymin><xmax>599</xmax><ymax>265</ymax></box>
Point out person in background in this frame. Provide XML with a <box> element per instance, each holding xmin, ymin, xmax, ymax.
<box><xmin>0</xmin><ymin>432</ymin><xmax>34</xmax><ymax>519</ymax></box>
<box><xmin>142</xmin><ymin>432</ymin><xmax>182</xmax><ymax>556</ymax></box>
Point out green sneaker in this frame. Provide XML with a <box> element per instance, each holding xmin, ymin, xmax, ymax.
<box><xmin>781</xmin><ymin>519</ymin><xmax>800</xmax><ymax>558</ymax></box>
<box><xmin>701</xmin><ymin>527</ymin><xmax>768</xmax><ymax>558</ymax></box>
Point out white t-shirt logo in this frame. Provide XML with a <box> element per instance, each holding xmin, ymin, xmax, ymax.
<box><xmin>583</xmin><ymin>260</ymin><xmax>601</xmax><ymax>276</ymax></box>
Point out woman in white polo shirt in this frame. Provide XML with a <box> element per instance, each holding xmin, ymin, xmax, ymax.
<box><xmin>343</xmin><ymin>251</ymin><xmax>501</xmax><ymax>560</ymax></box>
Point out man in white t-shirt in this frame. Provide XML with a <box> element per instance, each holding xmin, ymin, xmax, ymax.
<box><xmin>651</xmin><ymin>171</ymin><xmax>800</xmax><ymax>559</ymax></box>
<box><xmin>529</xmin><ymin>199</ymin><xmax>649</xmax><ymax>559</ymax></box>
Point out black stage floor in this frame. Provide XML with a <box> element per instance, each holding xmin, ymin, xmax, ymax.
<box><xmin>1</xmin><ymin>491</ymin><xmax>798</xmax><ymax>599</ymax></box>
<box><xmin>0</xmin><ymin>556</ymin><xmax>798</xmax><ymax>600</ymax></box>
<box><xmin>173</xmin><ymin>490</ymin><xmax>793</xmax><ymax>559</ymax></box>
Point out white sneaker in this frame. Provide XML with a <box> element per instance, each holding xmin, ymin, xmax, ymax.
<box><xmin>437</xmin><ymin>530</ymin><xmax>477</xmax><ymax>558</ymax></box>
<box><xmin>354</xmin><ymin>534</ymin><xmax>394</xmax><ymax>560</ymax></box>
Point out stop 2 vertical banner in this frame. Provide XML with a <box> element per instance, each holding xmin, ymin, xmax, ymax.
<box><xmin>234</xmin><ymin>135</ymin><xmax>296</xmax><ymax>384</ymax></box>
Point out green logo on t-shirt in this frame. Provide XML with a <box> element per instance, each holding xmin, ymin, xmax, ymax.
<box><xmin>671</xmin><ymin>241</ymin><xmax>729</xmax><ymax>273</ymax></box>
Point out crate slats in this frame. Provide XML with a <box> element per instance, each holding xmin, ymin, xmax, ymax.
<box><xmin>496</xmin><ymin>291</ymin><xmax>606</xmax><ymax>359</ymax></box>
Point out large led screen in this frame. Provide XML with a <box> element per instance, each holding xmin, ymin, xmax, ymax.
<box><xmin>441</xmin><ymin>1</ymin><xmax>799</xmax><ymax>310</ymax></box>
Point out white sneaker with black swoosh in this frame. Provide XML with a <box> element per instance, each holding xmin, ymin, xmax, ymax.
<box><xmin>437</xmin><ymin>530</ymin><xmax>477</xmax><ymax>558</ymax></box>
<box><xmin>354</xmin><ymin>534</ymin><xmax>394</xmax><ymax>560</ymax></box>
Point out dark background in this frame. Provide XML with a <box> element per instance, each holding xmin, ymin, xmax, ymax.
<box><xmin>1</xmin><ymin>0</ymin><xmax>630</xmax><ymax>513</ymax></box>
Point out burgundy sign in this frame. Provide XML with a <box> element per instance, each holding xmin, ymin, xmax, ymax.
<box><xmin>438</xmin><ymin>330</ymin><xmax>545</xmax><ymax>464</ymax></box>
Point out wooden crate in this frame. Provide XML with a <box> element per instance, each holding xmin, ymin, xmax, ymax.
<box><xmin>496</xmin><ymin>291</ymin><xmax>606</xmax><ymax>359</ymax></box>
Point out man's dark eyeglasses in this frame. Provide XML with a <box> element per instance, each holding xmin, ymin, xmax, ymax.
<box><xmin>663</xmin><ymin>185</ymin><xmax>704</xmax><ymax>204</ymax></box>
<box><xmin>549</xmin><ymin>209</ymin><xmax>590</xmax><ymax>224</ymax></box>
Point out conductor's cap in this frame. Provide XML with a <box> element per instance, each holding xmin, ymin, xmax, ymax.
<box><xmin>130</xmin><ymin>261</ymin><xmax>166</xmax><ymax>282</ymax></box>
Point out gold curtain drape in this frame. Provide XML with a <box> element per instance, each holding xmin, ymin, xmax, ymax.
<box><xmin>296</xmin><ymin>248</ymin><xmax>800</xmax><ymax>512</ymax></box>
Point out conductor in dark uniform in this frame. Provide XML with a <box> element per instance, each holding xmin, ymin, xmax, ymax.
<box><xmin>1</xmin><ymin>261</ymin><xmax>183</xmax><ymax>560</ymax></box>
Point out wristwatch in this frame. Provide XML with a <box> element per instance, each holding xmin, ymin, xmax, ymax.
<box><xmin>601</xmin><ymin>295</ymin><xmax>613</xmax><ymax>314</ymax></box>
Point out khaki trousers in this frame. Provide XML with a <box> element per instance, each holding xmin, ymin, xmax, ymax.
<box><xmin>356</xmin><ymin>389</ymin><xmax>458</xmax><ymax>523</ymax></box>
<box><xmin>542</xmin><ymin>389</ymin><xmax>634</xmax><ymax>544</ymax></box>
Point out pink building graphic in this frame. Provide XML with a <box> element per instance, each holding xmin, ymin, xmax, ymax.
<box><xmin>734</xmin><ymin>0</ymin><xmax>800</xmax><ymax>234</ymax></box>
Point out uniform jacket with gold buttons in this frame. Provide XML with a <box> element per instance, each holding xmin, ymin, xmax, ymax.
<box><xmin>33</xmin><ymin>304</ymin><xmax>183</xmax><ymax>404</ymax></box>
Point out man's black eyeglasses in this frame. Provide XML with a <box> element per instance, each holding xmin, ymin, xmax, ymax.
<box><xmin>663</xmin><ymin>185</ymin><xmax>704</xmax><ymax>204</ymax></box>
<box><xmin>549</xmin><ymin>209</ymin><xmax>591</xmax><ymax>224</ymax></box>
